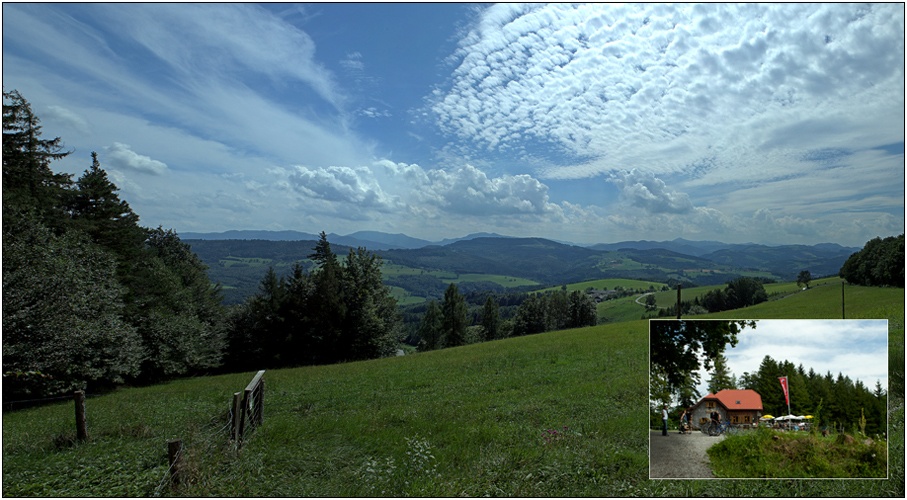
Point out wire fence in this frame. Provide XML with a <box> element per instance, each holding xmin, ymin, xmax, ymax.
<box><xmin>3</xmin><ymin>374</ymin><xmax>265</xmax><ymax>497</ymax></box>
<box><xmin>152</xmin><ymin>442</ymin><xmax>183</xmax><ymax>498</ymax></box>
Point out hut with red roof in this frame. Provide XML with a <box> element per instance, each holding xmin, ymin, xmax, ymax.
<box><xmin>688</xmin><ymin>389</ymin><xmax>763</xmax><ymax>430</ymax></box>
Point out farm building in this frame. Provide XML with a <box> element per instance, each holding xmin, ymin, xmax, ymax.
<box><xmin>687</xmin><ymin>389</ymin><xmax>763</xmax><ymax>430</ymax></box>
<box><xmin>586</xmin><ymin>289</ymin><xmax>618</xmax><ymax>302</ymax></box>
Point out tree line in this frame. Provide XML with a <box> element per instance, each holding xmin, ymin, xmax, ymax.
<box><xmin>652</xmin><ymin>276</ymin><xmax>770</xmax><ymax>317</ymax></box>
<box><xmin>3</xmin><ymin>90</ymin><xmax>225</xmax><ymax>398</ymax></box>
<box><xmin>2</xmin><ymin>91</ymin><xmax>403</xmax><ymax>399</ymax></box>
<box><xmin>650</xmin><ymin>320</ymin><xmax>887</xmax><ymax>436</ymax></box>
<box><xmin>415</xmin><ymin>286</ymin><xmax>598</xmax><ymax>351</ymax></box>
<box><xmin>222</xmin><ymin>233</ymin><xmax>403</xmax><ymax>371</ymax></box>
<box><xmin>839</xmin><ymin>234</ymin><xmax>904</xmax><ymax>287</ymax></box>
<box><xmin>709</xmin><ymin>354</ymin><xmax>886</xmax><ymax>436</ymax></box>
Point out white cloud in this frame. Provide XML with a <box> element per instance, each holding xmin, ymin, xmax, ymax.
<box><xmin>104</xmin><ymin>142</ymin><xmax>168</xmax><ymax>175</ymax></box>
<box><xmin>692</xmin><ymin>320</ymin><xmax>889</xmax><ymax>398</ymax></box>
<box><xmin>609</xmin><ymin>169</ymin><xmax>694</xmax><ymax>214</ymax></box>
<box><xmin>284</xmin><ymin>165</ymin><xmax>401</xmax><ymax>213</ymax></box>
<box><xmin>432</xmin><ymin>3</ymin><xmax>904</xmax><ymax>181</ymax></box>
<box><xmin>381</xmin><ymin>160</ymin><xmax>566</xmax><ymax>220</ymax></box>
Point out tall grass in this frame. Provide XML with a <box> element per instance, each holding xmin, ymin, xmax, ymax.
<box><xmin>707</xmin><ymin>426</ymin><xmax>888</xmax><ymax>478</ymax></box>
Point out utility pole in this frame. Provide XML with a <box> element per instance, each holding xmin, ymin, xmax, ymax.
<box><xmin>676</xmin><ymin>284</ymin><xmax>682</xmax><ymax>320</ymax></box>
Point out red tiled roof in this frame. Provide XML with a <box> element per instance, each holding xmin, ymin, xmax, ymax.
<box><xmin>698</xmin><ymin>389</ymin><xmax>763</xmax><ymax>411</ymax></box>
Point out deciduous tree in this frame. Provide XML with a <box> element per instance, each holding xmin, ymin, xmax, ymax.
<box><xmin>650</xmin><ymin>319</ymin><xmax>756</xmax><ymax>392</ymax></box>
<box><xmin>796</xmin><ymin>270</ymin><xmax>812</xmax><ymax>289</ymax></box>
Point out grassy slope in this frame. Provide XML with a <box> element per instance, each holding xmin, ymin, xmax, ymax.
<box><xmin>647</xmin><ymin>276</ymin><xmax>844</xmax><ymax>308</ymax></box>
<box><xmin>2</xmin><ymin>285</ymin><xmax>903</xmax><ymax>497</ymax></box>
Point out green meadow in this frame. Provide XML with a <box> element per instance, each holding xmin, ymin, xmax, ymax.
<box><xmin>534</xmin><ymin>278</ymin><xmax>667</xmax><ymax>294</ymax></box>
<box><xmin>441</xmin><ymin>273</ymin><xmax>538</xmax><ymax>288</ymax></box>
<box><xmin>647</xmin><ymin>276</ymin><xmax>845</xmax><ymax>308</ymax></box>
<box><xmin>2</xmin><ymin>283</ymin><xmax>903</xmax><ymax>497</ymax></box>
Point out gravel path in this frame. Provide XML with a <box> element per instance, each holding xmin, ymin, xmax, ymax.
<box><xmin>649</xmin><ymin>430</ymin><xmax>725</xmax><ymax>478</ymax></box>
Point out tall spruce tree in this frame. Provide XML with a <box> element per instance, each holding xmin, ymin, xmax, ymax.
<box><xmin>341</xmin><ymin>247</ymin><xmax>403</xmax><ymax>361</ymax></box>
<box><xmin>440</xmin><ymin>283</ymin><xmax>469</xmax><ymax>347</ymax></box>
<box><xmin>418</xmin><ymin>300</ymin><xmax>443</xmax><ymax>351</ymax></box>
<box><xmin>2</xmin><ymin>90</ymin><xmax>72</xmax><ymax>231</ymax></box>
<box><xmin>308</xmin><ymin>238</ymin><xmax>346</xmax><ymax>363</ymax></box>
<box><xmin>706</xmin><ymin>354</ymin><xmax>737</xmax><ymax>394</ymax></box>
<box><xmin>68</xmin><ymin>152</ymin><xmax>145</xmax><ymax>265</ymax></box>
<box><xmin>481</xmin><ymin>295</ymin><xmax>501</xmax><ymax>341</ymax></box>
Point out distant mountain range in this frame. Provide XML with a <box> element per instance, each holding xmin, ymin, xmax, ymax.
<box><xmin>180</xmin><ymin>230</ymin><xmax>860</xmax><ymax>257</ymax></box>
<box><xmin>178</xmin><ymin>229</ymin><xmax>518</xmax><ymax>250</ymax></box>
<box><xmin>182</xmin><ymin>232</ymin><xmax>863</xmax><ymax>305</ymax></box>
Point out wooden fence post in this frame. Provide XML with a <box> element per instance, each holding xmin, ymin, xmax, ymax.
<box><xmin>234</xmin><ymin>370</ymin><xmax>266</xmax><ymax>449</ymax></box>
<box><xmin>676</xmin><ymin>284</ymin><xmax>682</xmax><ymax>320</ymax></box>
<box><xmin>232</xmin><ymin>392</ymin><xmax>242</xmax><ymax>442</ymax></box>
<box><xmin>255</xmin><ymin>377</ymin><xmax>264</xmax><ymax>427</ymax></box>
<box><xmin>74</xmin><ymin>391</ymin><xmax>88</xmax><ymax>441</ymax></box>
<box><xmin>168</xmin><ymin>439</ymin><xmax>184</xmax><ymax>485</ymax></box>
<box><xmin>239</xmin><ymin>388</ymin><xmax>251</xmax><ymax>442</ymax></box>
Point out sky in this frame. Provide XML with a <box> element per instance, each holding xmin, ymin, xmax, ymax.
<box><xmin>3</xmin><ymin>3</ymin><xmax>904</xmax><ymax>246</ymax></box>
<box><xmin>693</xmin><ymin>319</ymin><xmax>889</xmax><ymax>402</ymax></box>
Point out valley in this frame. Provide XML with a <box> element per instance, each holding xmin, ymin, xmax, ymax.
<box><xmin>185</xmin><ymin>232</ymin><xmax>857</xmax><ymax>307</ymax></box>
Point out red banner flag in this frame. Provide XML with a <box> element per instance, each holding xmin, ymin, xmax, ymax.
<box><xmin>779</xmin><ymin>376</ymin><xmax>790</xmax><ymax>406</ymax></box>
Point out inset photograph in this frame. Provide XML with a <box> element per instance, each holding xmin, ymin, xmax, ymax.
<box><xmin>649</xmin><ymin>319</ymin><xmax>888</xmax><ymax>479</ymax></box>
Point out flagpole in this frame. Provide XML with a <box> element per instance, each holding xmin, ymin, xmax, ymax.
<box><xmin>786</xmin><ymin>374</ymin><xmax>791</xmax><ymax>430</ymax></box>
<box><xmin>779</xmin><ymin>375</ymin><xmax>792</xmax><ymax>431</ymax></box>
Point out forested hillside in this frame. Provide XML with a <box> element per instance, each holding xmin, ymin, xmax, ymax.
<box><xmin>3</xmin><ymin>90</ymin><xmax>225</xmax><ymax>398</ymax></box>
<box><xmin>191</xmin><ymin>233</ymin><xmax>862</xmax><ymax>307</ymax></box>
<box><xmin>1</xmin><ymin>91</ymin><xmax>402</xmax><ymax>400</ymax></box>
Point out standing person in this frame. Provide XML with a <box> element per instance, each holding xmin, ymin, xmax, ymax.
<box><xmin>679</xmin><ymin>410</ymin><xmax>688</xmax><ymax>434</ymax></box>
<box><xmin>662</xmin><ymin>405</ymin><xmax>668</xmax><ymax>436</ymax></box>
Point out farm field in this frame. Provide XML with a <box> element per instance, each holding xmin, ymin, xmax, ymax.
<box><xmin>381</xmin><ymin>264</ymin><xmax>538</xmax><ymax>288</ymax></box>
<box><xmin>219</xmin><ymin>256</ymin><xmax>276</xmax><ymax>268</ymax></box>
<box><xmin>387</xmin><ymin>285</ymin><xmax>426</xmax><ymax>305</ymax></box>
<box><xmin>441</xmin><ymin>273</ymin><xmax>538</xmax><ymax>288</ymax></box>
<box><xmin>381</xmin><ymin>263</ymin><xmax>457</xmax><ymax>279</ymax></box>
<box><xmin>3</xmin><ymin>284</ymin><xmax>902</xmax><ymax>497</ymax></box>
<box><xmin>534</xmin><ymin>278</ymin><xmax>667</xmax><ymax>295</ymax></box>
<box><xmin>598</xmin><ymin>295</ymin><xmax>652</xmax><ymax>324</ymax></box>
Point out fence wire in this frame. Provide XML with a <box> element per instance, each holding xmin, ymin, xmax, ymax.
<box><xmin>151</xmin><ymin>442</ymin><xmax>183</xmax><ymax>498</ymax></box>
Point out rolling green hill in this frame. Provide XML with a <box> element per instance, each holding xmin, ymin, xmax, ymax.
<box><xmin>187</xmin><ymin>237</ymin><xmax>849</xmax><ymax>305</ymax></box>
<box><xmin>3</xmin><ymin>284</ymin><xmax>902</xmax><ymax>497</ymax></box>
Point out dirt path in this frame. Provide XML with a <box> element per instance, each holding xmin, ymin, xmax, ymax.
<box><xmin>649</xmin><ymin>430</ymin><xmax>724</xmax><ymax>478</ymax></box>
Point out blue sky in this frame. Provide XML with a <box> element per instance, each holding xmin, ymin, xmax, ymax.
<box><xmin>694</xmin><ymin>319</ymin><xmax>889</xmax><ymax>398</ymax></box>
<box><xmin>3</xmin><ymin>3</ymin><xmax>904</xmax><ymax>245</ymax></box>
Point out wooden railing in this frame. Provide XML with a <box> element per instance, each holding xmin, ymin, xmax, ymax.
<box><xmin>232</xmin><ymin>370</ymin><xmax>265</xmax><ymax>447</ymax></box>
